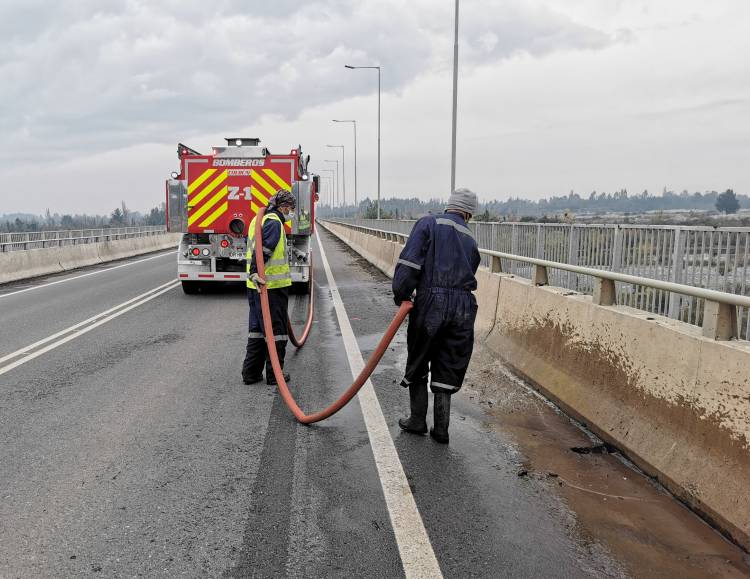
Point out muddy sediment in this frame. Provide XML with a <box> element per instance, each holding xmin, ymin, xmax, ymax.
<box><xmin>493</xmin><ymin>310</ymin><xmax>750</xmax><ymax>549</ymax></box>
<box><xmin>464</xmin><ymin>341</ymin><xmax>750</xmax><ymax>579</ymax></box>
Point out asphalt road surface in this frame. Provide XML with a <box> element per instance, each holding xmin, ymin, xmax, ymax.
<box><xmin>0</xmin><ymin>229</ymin><xmax>747</xmax><ymax>578</ymax></box>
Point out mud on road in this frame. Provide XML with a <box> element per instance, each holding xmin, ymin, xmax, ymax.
<box><xmin>463</xmin><ymin>342</ymin><xmax>750</xmax><ymax>579</ymax></box>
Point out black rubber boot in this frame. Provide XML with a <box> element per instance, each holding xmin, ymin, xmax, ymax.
<box><xmin>266</xmin><ymin>342</ymin><xmax>290</xmax><ymax>385</ymax></box>
<box><xmin>430</xmin><ymin>392</ymin><xmax>451</xmax><ymax>444</ymax></box>
<box><xmin>398</xmin><ymin>383</ymin><xmax>428</xmax><ymax>435</ymax></box>
<box><xmin>242</xmin><ymin>337</ymin><xmax>266</xmax><ymax>385</ymax></box>
<box><xmin>266</xmin><ymin>371</ymin><xmax>291</xmax><ymax>386</ymax></box>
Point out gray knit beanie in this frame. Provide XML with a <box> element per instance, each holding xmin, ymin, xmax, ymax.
<box><xmin>446</xmin><ymin>188</ymin><xmax>478</xmax><ymax>216</ymax></box>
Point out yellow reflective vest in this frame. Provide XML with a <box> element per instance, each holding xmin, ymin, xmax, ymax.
<box><xmin>246</xmin><ymin>212</ymin><xmax>292</xmax><ymax>290</ymax></box>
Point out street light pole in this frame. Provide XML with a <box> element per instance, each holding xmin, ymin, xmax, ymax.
<box><xmin>324</xmin><ymin>159</ymin><xmax>339</xmax><ymax>211</ymax></box>
<box><xmin>345</xmin><ymin>64</ymin><xmax>381</xmax><ymax>218</ymax></box>
<box><xmin>323</xmin><ymin>177</ymin><xmax>331</xmax><ymax>209</ymax></box>
<box><xmin>451</xmin><ymin>0</ymin><xmax>459</xmax><ymax>195</ymax></box>
<box><xmin>333</xmin><ymin>120</ymin><xmax>357</xmax><ymax>212</ymax></box>
<box><xmin>326</xmin><ymin>144</ymin><xmax>345</xmax><ymax>211</ymax></box>
<box><xmin>321</xmin><ymin>170</ymin><xmax>335</xmax><ymax>210</ymax></box>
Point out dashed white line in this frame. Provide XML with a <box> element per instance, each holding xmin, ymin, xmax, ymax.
<box><xmin>0</xmin><ymin>250</ymin><xmax>176</xmax><ymax>299</ymax></box>
<box><xmin>0</xmin><ymin>280</ymin><xmax>180</xmax><ymax>376</ymax></box>
<box><xmin>315</xmin><ymin>233</ymin><xmax>444</xmax><ymax>579</ymax></box>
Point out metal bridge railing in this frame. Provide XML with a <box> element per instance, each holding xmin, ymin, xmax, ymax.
<box><xmin>0</xmin><ymin>227</ymin><xmax>168</xmax><ymax>253</ymax></box>
<box><xmin>325</xmin><ymin>219</ymin><xmax>750</xmax><ymax>341</ymax></box>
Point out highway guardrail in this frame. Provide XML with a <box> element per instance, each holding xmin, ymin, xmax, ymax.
<box><xmin>324</xmin><ymin>220</ymin><xmax>750</xmax><ymax>341</ymax></box>
<box><xmin>0</xmin><ymin>227</ymin><xmax>168</xmax><ymax>252</ymax></box>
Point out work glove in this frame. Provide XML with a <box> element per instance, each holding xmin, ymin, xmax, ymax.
<box><xmin>250</xmin><ymin>273</ymin><xmax>266</xmax><ymax>286</ymax></box>
<box><xmin>393</xmin><ymin>295</ymin><xmax>411</xmax><ymax>306</ymax></box>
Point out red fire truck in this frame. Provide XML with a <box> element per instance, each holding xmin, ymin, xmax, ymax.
<box><xmin>166</xmin><ymin>138</ymin><xmax>318</xmax><ymax>294</ymax></box>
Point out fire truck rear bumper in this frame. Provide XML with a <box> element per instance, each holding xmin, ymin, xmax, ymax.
<box><xmin>178</xmin><ymin>272</ymin><xmax>247</xmax><ymax>281</ymax></box>
<box><xmin>176</xmin><ymin>265</ymin><xmax>309</xmax><ymax>282</ymax></box>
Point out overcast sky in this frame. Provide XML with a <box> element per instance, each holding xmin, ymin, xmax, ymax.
<box><xmin>1</xmin><ymin>0</ymin><xmax>749</xmax><ymax>214</ymax></box>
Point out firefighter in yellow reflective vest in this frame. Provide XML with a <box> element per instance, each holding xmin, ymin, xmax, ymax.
<box><xmin>298</xmin><ymin>210</ymin><xmax>311</xmax><ymax>233</ymax></box>
<box><xmin>242</xmin><ymin>190</ymin><xmax>296</xmax><ymax>385</ymax></box>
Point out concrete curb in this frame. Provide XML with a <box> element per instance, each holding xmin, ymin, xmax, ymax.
<box><xmin>319</xmin><ymin>219</ymin><xmax>750</xmax><ymax>550</ymax></box>
<box><xmin>0</xmin><ymin>233</ymin><xmax>181</xmax><ymax>285</ymax></box>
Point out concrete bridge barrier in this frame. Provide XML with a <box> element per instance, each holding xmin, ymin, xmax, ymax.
<box><xmin>321</xmin><ymin>219</ymin><xmax>750</xmax><ymax>550</ymax></box>
<box><xmin>0</xmin><ymin>233</ymin><xmax>181</xmax><ymax>285</ymax></box>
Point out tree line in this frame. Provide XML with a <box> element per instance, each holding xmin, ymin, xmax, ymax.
<box><xmin>0</xmin><ymin>202</ymin><xmax>166</xmax><ymax>232</ymax></box>
<box><xmin>4</xmin><ymin>188</ymin><xmax>745</xmax><ymax>232</ymax></box>
<box><xmin>319</xmin><ymin>188</ymin><xmax>745</xmax><ymax>220</ymax></box>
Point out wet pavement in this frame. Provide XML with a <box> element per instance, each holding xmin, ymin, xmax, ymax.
<box><xmin>0</xmin><ymin>228</ymin><xmax>748</xmax><ymax>577</ymax></box>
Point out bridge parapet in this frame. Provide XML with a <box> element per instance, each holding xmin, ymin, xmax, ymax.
<box><xmin>0</xmin><ymin>229</ymin><xmax>179</xmax><ymax>284</ymax></box>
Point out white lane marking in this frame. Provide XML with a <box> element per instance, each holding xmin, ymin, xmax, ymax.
<box><xmin>315</xmin><ymin>233</ymin><xmax>443</xmax><ymax>579</ymax></box>
<box><xmin>0</xmin><ymin>281</ymin><xmax>180</xmax><ymax>377</ymax></box>
<box><xmin>0</xmin><ymin>250</ymin><xmax>176</xmax><ymax>299</ymax></box>
<box><xmin>0</xmin><ymin>278</ymin><xmax>179</xmax><ymax>365</ymax></box>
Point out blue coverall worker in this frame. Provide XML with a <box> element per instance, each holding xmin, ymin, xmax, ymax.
<box><xmin>241</xmin><ymin>190</ymin><xmax>296</xmax><ymax>386</ymax></box>
<box><xmin>392</xmin><ymin>188</ymin><xmax>480</xmax><ymax>443</ymax></box>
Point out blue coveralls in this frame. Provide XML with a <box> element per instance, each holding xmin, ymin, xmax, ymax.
<box><xmin>241</xmin><ymin>208</ymin><xmax>289</xmax><ymax>381</ymax></box>
<box><xmin>392</xmin><ymin>212</ymin><xmax>481</xmax><ymax>394</ymax></box>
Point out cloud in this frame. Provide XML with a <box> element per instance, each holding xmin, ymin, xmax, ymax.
<box><xmin>0</xmin><ymin>0</ymin><xmax>616</xmax><ymax>165</ymax></box>
<box><xmin>4</xmin><ymin>1</ymin><xmax>748</xmax><ymax>215</ymax></box>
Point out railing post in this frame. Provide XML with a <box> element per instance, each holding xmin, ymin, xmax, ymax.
<box><xmin>593</xmin><ymin>278</ymin><xmax>617</xmax><ymax>306</ymax></box>
<box><xmin>668</xmin><ymin>228</ymin><xmax>685</xmax><ymax>319</ymax></box>
<box><xmin>611</xmin><ymin>227</ymin><xmax>623</xmax><ymax>272</ymax></box>
<box><xmin>535</xmin><ymin>224</ymin><xmax>544</xmax><ymax>259</ymax></box>
<box><xmin>566</xmin><ymin>226</ymin><xmax>579</xmax><ymax>289</ymax></box>
<box><xmin>702</xmin><ymin>300</ymin><xmax>738</xmax><ymax>340</ymax></box>
<box><xmin>510</xmin><ymin>224</ymin><xmax>518</xmax><ymax>275</ymax></box>
<box><xmin>490</xmin><ymin>255</ymin><xmax>503</xmax><ymax>274</ymax></box>
<box><xmin>533</xmin><ymin>265</ymin><xmax>548</xmax><ymax>286</ymax></box>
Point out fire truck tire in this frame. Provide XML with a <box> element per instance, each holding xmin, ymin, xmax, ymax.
<box><xmin>181</xmin><ymin>280</ymin><xmax>202</xmax><ymax>294</ymax></box>
<box><xmin>291</xmin><ymin>280</ymin><xmax>311</xmax><ymax>295</ymax></box>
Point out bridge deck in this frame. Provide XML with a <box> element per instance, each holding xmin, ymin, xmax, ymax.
<box><xmin>0</xmin><ymin>228</ymin><xmax>747</xmax><ymax>577</ymax></box>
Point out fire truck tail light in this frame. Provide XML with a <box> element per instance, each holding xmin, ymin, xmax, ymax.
<box><xmin>220</xmin><ymin>240</ymin><xmax>230</xmax><ymax>248</ymax></box>
<box><xmin>201</xmin><ymin>248</ymin><xmax>210</xmax><ymax>256</ymax></box>
<box><xmin>191</xmin><ymin>248</ymin><xmax>200</xmax><ymax>256</ymax></box>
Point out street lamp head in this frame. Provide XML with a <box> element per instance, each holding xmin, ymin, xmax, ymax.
<box><xmin>344</xmin><ymin>65</ymin><xmax>355</xmax><ymax>69</ymax></box>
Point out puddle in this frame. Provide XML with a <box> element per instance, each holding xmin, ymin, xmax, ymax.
<box><xmin>464</xmin><ymin>341</ymin><xmax>750</xmax><ymax>579</ymax></box>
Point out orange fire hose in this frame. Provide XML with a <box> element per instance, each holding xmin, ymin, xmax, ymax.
<box><xmin>254</xmin><ymin>206</ymin><xmax>412</xmax><ymax>424</ymax></box>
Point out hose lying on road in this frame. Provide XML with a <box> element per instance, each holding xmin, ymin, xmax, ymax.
<box><xmin>254</xmin><ymin>206</ymin><xmax>412</xmax><ymax>424</ymax></box>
